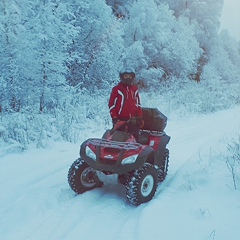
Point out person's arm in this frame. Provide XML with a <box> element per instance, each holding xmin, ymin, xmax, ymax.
<box><xmin>108</xmin><ymin>87</ymin><xmax>118</xmax><ymax>120</ymax></box>
<box><xmin>135</xmin><ymin>89</ymin><xmax>144</xmax><ymax>128</ymax></box>
<box><xmin>135</xmin><ymin>89</ymin><xmax>142</xmax><ymax>117</ymax></box>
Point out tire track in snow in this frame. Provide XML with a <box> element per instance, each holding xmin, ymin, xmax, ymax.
<box><xmin>24</xmin><ymin>185</ymin><xmax>139</xmax><ymax>240</ymax></box>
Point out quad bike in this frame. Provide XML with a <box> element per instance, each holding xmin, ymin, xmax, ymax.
<box><xmin>68</xmin><ymin>108</ymin><xmax>170</xmax><ymax>206</ymax></box>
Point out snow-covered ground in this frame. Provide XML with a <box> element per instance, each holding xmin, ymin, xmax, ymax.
<box><xmin>1</xmin><ymin>107</ymin><xmax>240</xmax><ymax>240</ymax></box>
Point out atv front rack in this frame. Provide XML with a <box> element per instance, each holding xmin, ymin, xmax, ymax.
<box><xmin>88</xmin><ymin>138</ymin><xmax>142</xmax><ymax>150</ymax></box>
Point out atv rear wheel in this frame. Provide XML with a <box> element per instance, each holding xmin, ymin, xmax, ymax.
<box><xmin>158</xmin><ymin>148</ymin><xmax>169</xmax><ymax>181</ymax></box>
<box><xmin>68</xmin><ymin>158</ymin><xmax>103</xmax><ymax>194</ymax></box>
<box><xmin>126</xmin><ymin>163</ymin><xmax>158</xmax><ymax>206</ymax></box>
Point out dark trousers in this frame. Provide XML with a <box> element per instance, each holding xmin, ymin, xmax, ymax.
<box><xmin>112</xmin><ymin>117</ymin><xmax>140</xmax><ymax>141</ymax></box>
<box><xmin>126</xmin><ymin>121</ymin><xmax>140</xmax><ymax>141</ymax></box>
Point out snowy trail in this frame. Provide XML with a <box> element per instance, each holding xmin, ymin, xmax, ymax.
<box><xmin>0</xmin><ymin>107</ymin><xmax>240</xmax><ymax>240</ymax></box>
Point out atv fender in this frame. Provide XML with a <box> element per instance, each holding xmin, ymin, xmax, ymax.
<box><xmin>154</xmin><ymin>134</ymin><xmax>170</xmax><ymax>167</ymax></box>
<box><xmin>134</xmin><ymin>145</ymin><xmax>155</xmax><ymax>168</ymax></box>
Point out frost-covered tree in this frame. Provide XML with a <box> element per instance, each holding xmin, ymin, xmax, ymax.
<box><xmin>106</xmin><ymin>0</ymin><xmax>134</xmax><ymax>18</ymax></box>
<box><xmin>156</xmin><ymin>0</ymin><xmax>225</xmax><ymax>82</ymax></box>
<box><xmin>165</xmin><ymin>0</ymin><xmax>224</xmax><ymax>49</ymax></box>
<box><xmin>66</xmin><ymin>0</ymin><xmax>124</xmax><ymax>92</ymax></box>
<box><xmin>121</xmin><ymin>0</ymin><xmax>202</xmax><ymax>87</ymax></box>
<box><xmin>0</xmin><ymin>0</ymin><xmax>78</xmax><ymax>113</ymax></box>
<box><xmin>20</xmin><ymin>0</ymin><xmax>77</xmax><ymax>113</ymax></box>
<box><xmin>0</xmin><ymin>0</ymin><xmax>27</xmax><ymax>112</ymax></box>
<box><xmin>202</xmin><ymin>30</ymin><xmax>240</xmax><ymax>84</ymax></box>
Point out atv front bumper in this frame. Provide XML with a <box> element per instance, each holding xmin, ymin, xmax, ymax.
<box><xmin>80</xmin><ymin>138</ymin><xmax>154</xmax><ymax>175</ymax></box>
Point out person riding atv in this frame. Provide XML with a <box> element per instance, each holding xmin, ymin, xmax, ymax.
<box><xmin>108</xmin><ymin>67</ymin><xmax>143</xmax><ymax>141</ymax></box>
<box><xmin>68</xmin><ymin>106</ymin><xmax>170</xmax><ymax>206</ymax></box>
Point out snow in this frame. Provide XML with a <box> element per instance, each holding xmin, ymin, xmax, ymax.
<box><xmin>0</xmin><ymin>107</ymin><xmax>240</xmax><ymax>240</ymax></box>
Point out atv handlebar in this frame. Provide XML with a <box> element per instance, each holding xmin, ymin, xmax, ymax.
<box><xmin>127</xmin><ymin>116</ymin><xmax>141</xmax><ymax>124</ymax></box>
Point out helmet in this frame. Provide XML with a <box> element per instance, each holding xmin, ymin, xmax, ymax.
<box><xmin>119</xmin><ymin>67</ymin><xmax>136</xmax><ymax>85</ymax></box>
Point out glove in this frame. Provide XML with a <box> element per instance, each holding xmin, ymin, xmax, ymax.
<box><xmin>128</xmin><ymin>117</ymin><xmax>144</xmax><ymax>128</ymax></box>
<box><xmin>128</xmin><ymin>117</ymin><xmax>137</xmax><ymax>125</ymax></box>
<box><xmin>137</xmin><ymin>117</ymin><xmax>144</xmax><ymax>128</ymax></box>
<box><xmin>112</xmin><ymin>118</ymin><xmax>118</xmax><ymax>125</ymax></box>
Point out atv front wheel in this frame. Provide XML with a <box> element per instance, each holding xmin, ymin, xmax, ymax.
<box><xmin>126</xmin><ymin>163</ymin><xmax>158</xmax><ymax>206</ymax></box>
<box><xmin>158</xmin><ymin>148</ymin><xmax>169</xmax><ymax>181</ymax></box>
<box><xmin>68</xmin><ymin>158</ymin><xmax>103</xmax><ymax>194</ymax></box>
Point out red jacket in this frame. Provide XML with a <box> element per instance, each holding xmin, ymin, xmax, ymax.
<box><xmin>108</xmin><ymin>82</ymin><xmax>142</xmax><ymax>120</ymax></box>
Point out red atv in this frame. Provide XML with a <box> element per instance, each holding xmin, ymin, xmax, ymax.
<box><xmin>68</xmin><ymin>108</ymin><xmax>170</xmax><ymax>206</ymax></box>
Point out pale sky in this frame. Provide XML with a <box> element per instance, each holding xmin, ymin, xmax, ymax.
<box><xmin>220</xmin><ymin>0</ymin><xmax>240</xmax><ymax>40</ymax></box>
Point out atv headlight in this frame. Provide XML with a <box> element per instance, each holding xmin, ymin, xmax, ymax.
<box><xmin>121</xmin><ymin>154</ymin><xmax>138</xmax><ymax>165</ymax></box>
<box><xmin>86</xmin><ymin>146</ymin><xmax>96</xmax><ymax>161</ymax></box>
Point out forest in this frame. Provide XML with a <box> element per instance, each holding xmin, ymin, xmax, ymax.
<box><xmin>0</xmin><ymin>0</ymin><xmax>240</xmax><ymax>149</ymax></box>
